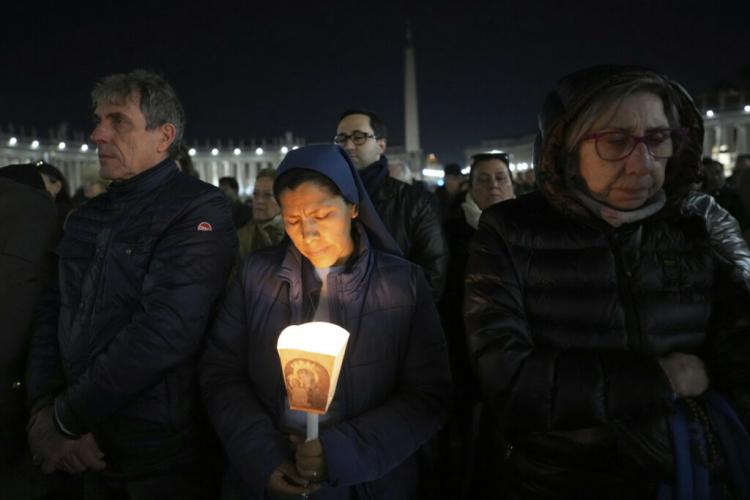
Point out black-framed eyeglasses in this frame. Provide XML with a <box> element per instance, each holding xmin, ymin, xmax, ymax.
<box><xmin>333</xmin><ymin>131</ymin><xmax>377</xmax><ymax>146</ymax></box>
<box><xmin>581</xmin><ymin>128</ymin><xmax>689</xmax><ymax>161</ymax></box>
<box><xmin>470</xmin><ymin>151</ymin><xmax>510</xmax><ymax>167</ymax></box>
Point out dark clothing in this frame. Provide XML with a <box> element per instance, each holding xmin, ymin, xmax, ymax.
<box><xmin>360</xmin><ymin>157</ymin><xmax>448</xmax><ymax>301</ymax></box>
<box><xmin>465</xmin><ymin>66</ymin><xmax>750</xmax><ymax>498</ymax></box>
<box><xmin>200</xmin><ymin>223</ymin><xmax>452</xmax><ymax>499</ymax></box>
<box><xmin>440</xmin><ymin>195</ymin><xmax>477</xmax><ymax>402</ymax></box>
<box><xmin>0</xmin><ymin>178</ymin><xmax>59</xmax><ymax>499</ymax></box>
<box><xmin>230</xmin><ymin>199</ymin><xmax>253</xmax><ymax>229</ymax></box>
<box><xmin>26</xmin><ymin>159</ymin><xmax>238</xmax><ymax>479</ymax></box>
<box><xmin>435</xmin><ymin>185</ymin><xmax>462</xmax><ymax>223</ymax></box>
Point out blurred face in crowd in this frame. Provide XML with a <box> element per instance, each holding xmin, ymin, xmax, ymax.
<box><xmin>471</xmin><ymin>159</ymin><xmax>515</xmax><ymax>210</ymax></box>
<box><xmin>279</xmin><ymin>180</ymin><xmax>359</xmax><ymax>268</ymax></box>
<box><xmin>577</xmin><ymin>92</ymin><xmax>669</xmax><ymax>210</ymax></box>
<box><xmin>336</xmin><ymin>114</ymin><xmax>385</xmax><ymax>169</ymax></box>
<box><xmin>40</xmin><ymin>173</ymin><xmax>62</xmax><ymax>199</ymax></box>
<box><xmin>252</xmin><ymin>176</ymin><xmax>280</xmax><ymax>222</ymax></box>
<box><xmin>90</xmin><ymin>92</ymin><xmax>175</xmax><ymax>182</ymax></box>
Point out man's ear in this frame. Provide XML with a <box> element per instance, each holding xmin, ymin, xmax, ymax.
<box><xmin>350</xmin><ymin>204</ymin><xmax>359</xmax><ymax>219</ymax></box>
<box><xmin>156</xmin><ymin>123</ymin><xmax>177</xmax><ymax>154</ymax></box>
<box><xmin>377</xmin><ymin>138</ymin><xmax>386</xmax><ymax>155</ymax></box>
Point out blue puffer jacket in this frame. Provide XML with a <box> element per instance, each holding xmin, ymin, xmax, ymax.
<box><xmin>26</xmin><ymin>160</ymin><xmax>238</xmax><ymax>459</ymax></box>
<box><xmin>200</xmin><ymin>223</ymin><xmax>451</xmax><ymax>499</ymax></box>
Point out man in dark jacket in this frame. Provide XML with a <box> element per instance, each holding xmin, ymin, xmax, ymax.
<box><xmin>25</xmin><ymin>69</ymin><xmax>238</xmax><ymax>499</ymax></box>
<box><xmin>334</xmin><ymin>109</ymin><xmax>447</xmax><ymax>301</ymax></box>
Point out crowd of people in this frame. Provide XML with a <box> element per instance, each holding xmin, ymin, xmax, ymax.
<box><xmin>1</xmin><ymin>65</ymin><xmax>749</xmax><ymax>500</ymax></box>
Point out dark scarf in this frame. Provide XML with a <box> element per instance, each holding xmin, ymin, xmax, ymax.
<box><xmin>358</xmin><ymin>155</ymin><xmax>390</xmax><ymax>197</ymax></box>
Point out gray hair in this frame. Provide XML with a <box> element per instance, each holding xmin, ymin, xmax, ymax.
<box><xmin>565</xmin><ymin>77</ymin><xmax>680</xmax><ymax>152</ymax></box>
<box><xmin>91</xmin><ymin>69</ymin><xmax>185</xmax><ymax>156</ymax></box>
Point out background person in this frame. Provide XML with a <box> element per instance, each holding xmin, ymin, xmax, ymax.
<box><xmin>236</xmin><ymin>168</ymin><xmax>284</xmax><ymax>259</ymax></box>
<box><xmin>335</xmin><ymin>108</ymin><xmax>448</xmax><ymax>302</ymax></box>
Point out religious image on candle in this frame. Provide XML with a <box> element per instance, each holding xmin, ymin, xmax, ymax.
<box><xmin>277</xmin><ymin>322</ymin><xmax>349</xmax><ymax>415</ymax></box>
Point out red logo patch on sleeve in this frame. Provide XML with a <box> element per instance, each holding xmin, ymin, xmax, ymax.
<box><xmin>197</xmin><ymin>222</ymin><xmax>213</xmax><ymax>232</ymax></box>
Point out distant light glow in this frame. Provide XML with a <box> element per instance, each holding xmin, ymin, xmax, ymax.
<box><xmin>517</xmin><ymin>162</ymin><xmax>530</xmax><ymax>171</ymax></box>
<box><xmin>422</xmin><ymin>168</ymin><xmax>445</xmax><ymax>178</ymax></box>
<box><xmin>720</xmin><ymin>144</ymin><xmax>729</xmax><ymax>152</ymax></box>
<box><xmin>233</xmin><ymin>148</ymin><xmax>241</xmax><ymax>156</ymax></box>
<box><xmin>744</xmin><ymin>105</ymin><xmax>750</xmax><ymax>113</ymax></box>
<box><xmin>8</xmin><ymin>137</ymin><xmax>17</xmax><ymax>146</ymax></box>
<box><xmin>31</xmin><ymin>140</ymin><xmax>40</xmax><ymax>149</ymax></box>
<box><xmin>80</xmin><ymin>144</ymin><xmax>89</xmax><ymax>152</ymax></box>
<box><xmin>280</xmin><ymin>146</ymin><xmax>289</xmax><ymax>154</ymax></box>
<box><xmin>461</xmin><ymin>166</ymin><xmax>471</xmax><ymax>175</ymax></box>
<box><xmin>292</xmin><ymin>146</ymin><xmax>299</xmax><ymax>150</ymax></box>
<box><xmin>255</xmin><ymin>147</ymin><xmax>264</xmax><ymax>155</ymax></box>
<box><xmin>211</xmin><ymin>148</ymin><xmax>219</xmax><ymax>156</ymax></box>
<box><xmin>58</xmin><ymin>142</ymin><xmax>66</xmax><ymax>150</ymax></box>
<box><xmin>706</xmin><ymin>110</ymin><xmax>715</xmax><ymax>118</ymax></box>
<box><xmin>488</xmin><ymin>149</ymin><xmax>504</xmax><ymax>154</ymax></box>
<box><xmin>509</xmin><ymin>163</ymin><xmax>517</xmax><ymax>172</ymax></box>
<box><xmin>188</xmin><ymin>148</ymin><xmax>196</xmax><ymax>156</ymax></box>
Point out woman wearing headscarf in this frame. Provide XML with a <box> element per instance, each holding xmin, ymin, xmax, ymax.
<box><xmin>465</xmin><ymin>66</ymin><xmax>750</xmax><ymax>498</ymax></box>
<box><xmin>200</xmin><ymin>144</ymin><xmax>451</xmax><ymax>499</ymax></box>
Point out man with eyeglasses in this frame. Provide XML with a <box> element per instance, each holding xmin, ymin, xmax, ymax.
<box><xmin>334</xmin><ymin>109</ymin><xmax>447</xmax><ymax>300</ymax></box>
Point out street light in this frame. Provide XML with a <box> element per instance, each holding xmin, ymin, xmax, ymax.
<box><xmin>31</xmin><ymin>140</ymin><xmax>40</xmax><ymax>149</ymax></box>
<box><xmin>8</xmin><ymin>137</ymin><xmax>17</xmax><ymax>146</ymax></box>
<box><xmin>80</xmin><ymin>144</ymin><xmax>89</xmax><ymax>152</ymax></box>
<box><xmin>188</xmin><ymin>148</ymin><xmax>196</xmax><ymax>156</ymax></box>
<box><xmin>233</xmin><ymin>148</ymin><xmax>241</xmax><ymax>156</ymax></box>
<box><xmin>255</xmin><ymin>147</ymin><xmax>264</xmax><ymax>155</ymax></box>
<box><xmin>211</xmin><ymin>148</ymin><xmax>219</xmax><ymax>156</ymax></box>
<box><xmin>58</xmin><ymin>142</ymin><xmax>66</xmax><ymax>150</ymax></box>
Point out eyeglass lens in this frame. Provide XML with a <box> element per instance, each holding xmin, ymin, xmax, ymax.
<box><xmin>595</xmin><ymin>130</ymin><xmax>679</xmax><ymax>160</ymax></box>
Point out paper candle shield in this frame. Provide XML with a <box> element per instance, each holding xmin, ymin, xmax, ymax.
<box><xmin>277</xmin><ymin>322</ymin><xmax>350</xmax><ymax>414</ymax></box>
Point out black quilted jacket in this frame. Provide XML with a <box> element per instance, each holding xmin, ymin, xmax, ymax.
<box><xmin>464</xmin><ymin>67</ymin><xmax>750</xmax><ymax>496</ymax></box>
<box><xmin>26</xmin><ymin>160</ymin><xmax>238</xmax><ymax>448</ymax></box>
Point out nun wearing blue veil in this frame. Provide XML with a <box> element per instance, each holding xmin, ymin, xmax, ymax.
<box><xmin>200</xmin><ymin>144</ymin><xmax>452</xmax><ymax>499</ymax></box>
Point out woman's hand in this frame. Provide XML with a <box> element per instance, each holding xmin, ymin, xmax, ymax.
<box><xmin>267</xmin><ymin>461</ymin><xmax>320</xmax><ymax>497</ymax></box>
<box><xmin>291</xmin><ymin>436</ymin><xmax>328</xmax><ymax>483</ymax></box>
<box><xmin>658</xmin><ymin>352</ymin><xmax>709</xmax><ymax>398</ymax></box>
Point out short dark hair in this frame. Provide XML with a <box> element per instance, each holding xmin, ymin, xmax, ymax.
<box><xmin>469</xmin><ymin>152</ymin><xmax>511</xmax><ymax>184</ymax></box>
<box><xmin>219</xmin><ymin>176</ymin><xmax>239</xmax><ymax>193</ymax></box>
<box><xmin>274</xmin><ymin>169</ymin><xmax>343</xmax><ymax>202</ymax></box>
<box><xmin>339</xmin><ymin>108</ymin><xmax>387</xmax><ymax>140</ymax></box>
<box><xmin>91</xmin><ymin>69</ymin><xmax>185</xmax><ymax>156</ymax></box>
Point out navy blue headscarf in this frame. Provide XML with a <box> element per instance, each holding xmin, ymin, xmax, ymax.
<box><xmin>275</xmin><ymin>144</ymin><xmax>401</xmax><ymax>256</ymax></box>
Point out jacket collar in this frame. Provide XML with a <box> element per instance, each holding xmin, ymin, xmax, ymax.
<box><xmin>106</xmin><ymin>158</ymin><xmax>178</xmax><ymax>203</ymax></box>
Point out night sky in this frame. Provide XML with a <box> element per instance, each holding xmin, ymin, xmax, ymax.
<box><xmin>2</xmin><ymin>1</ymin><xmax>749</xmax><ymax>163</ymax></box>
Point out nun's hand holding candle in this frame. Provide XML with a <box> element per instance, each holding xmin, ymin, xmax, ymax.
<box><xmin>199</xmin><ymin>145</ymin><xmax>452</xmax><ymax>499</ymax></box>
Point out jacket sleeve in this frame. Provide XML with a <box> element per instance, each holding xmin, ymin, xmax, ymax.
<box><xmin>408</xmin><ymin>189</ymin><xmax>448</xmax><ymax>302</ymax></box>
<box><xmin>52</xmin><ymin>191</ymin><xmax>238</xmax><ymax>435</ymax></box>
<box><xmin>320</xmin><ymin>270</ymin><xmax>452</xmax><ymax>487</ymax></box>
<box><xmin>26</xmin><ymin>264</ymin><xmax>66</xmax><ymax>414</ymax></box>
<box><xmin>695</xmin><ymin>194</ymin><xmax>750</xmax><ymax>428</ymax></box>
<box><xmin>464</xmin><ymin>211</ymin><xmax>675</xmax><ymax>433</ymax></box>
<box><xmin>199</xmin><ymin>262</ymin><xmax>289</xmax><ymax>498</ymax></box>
